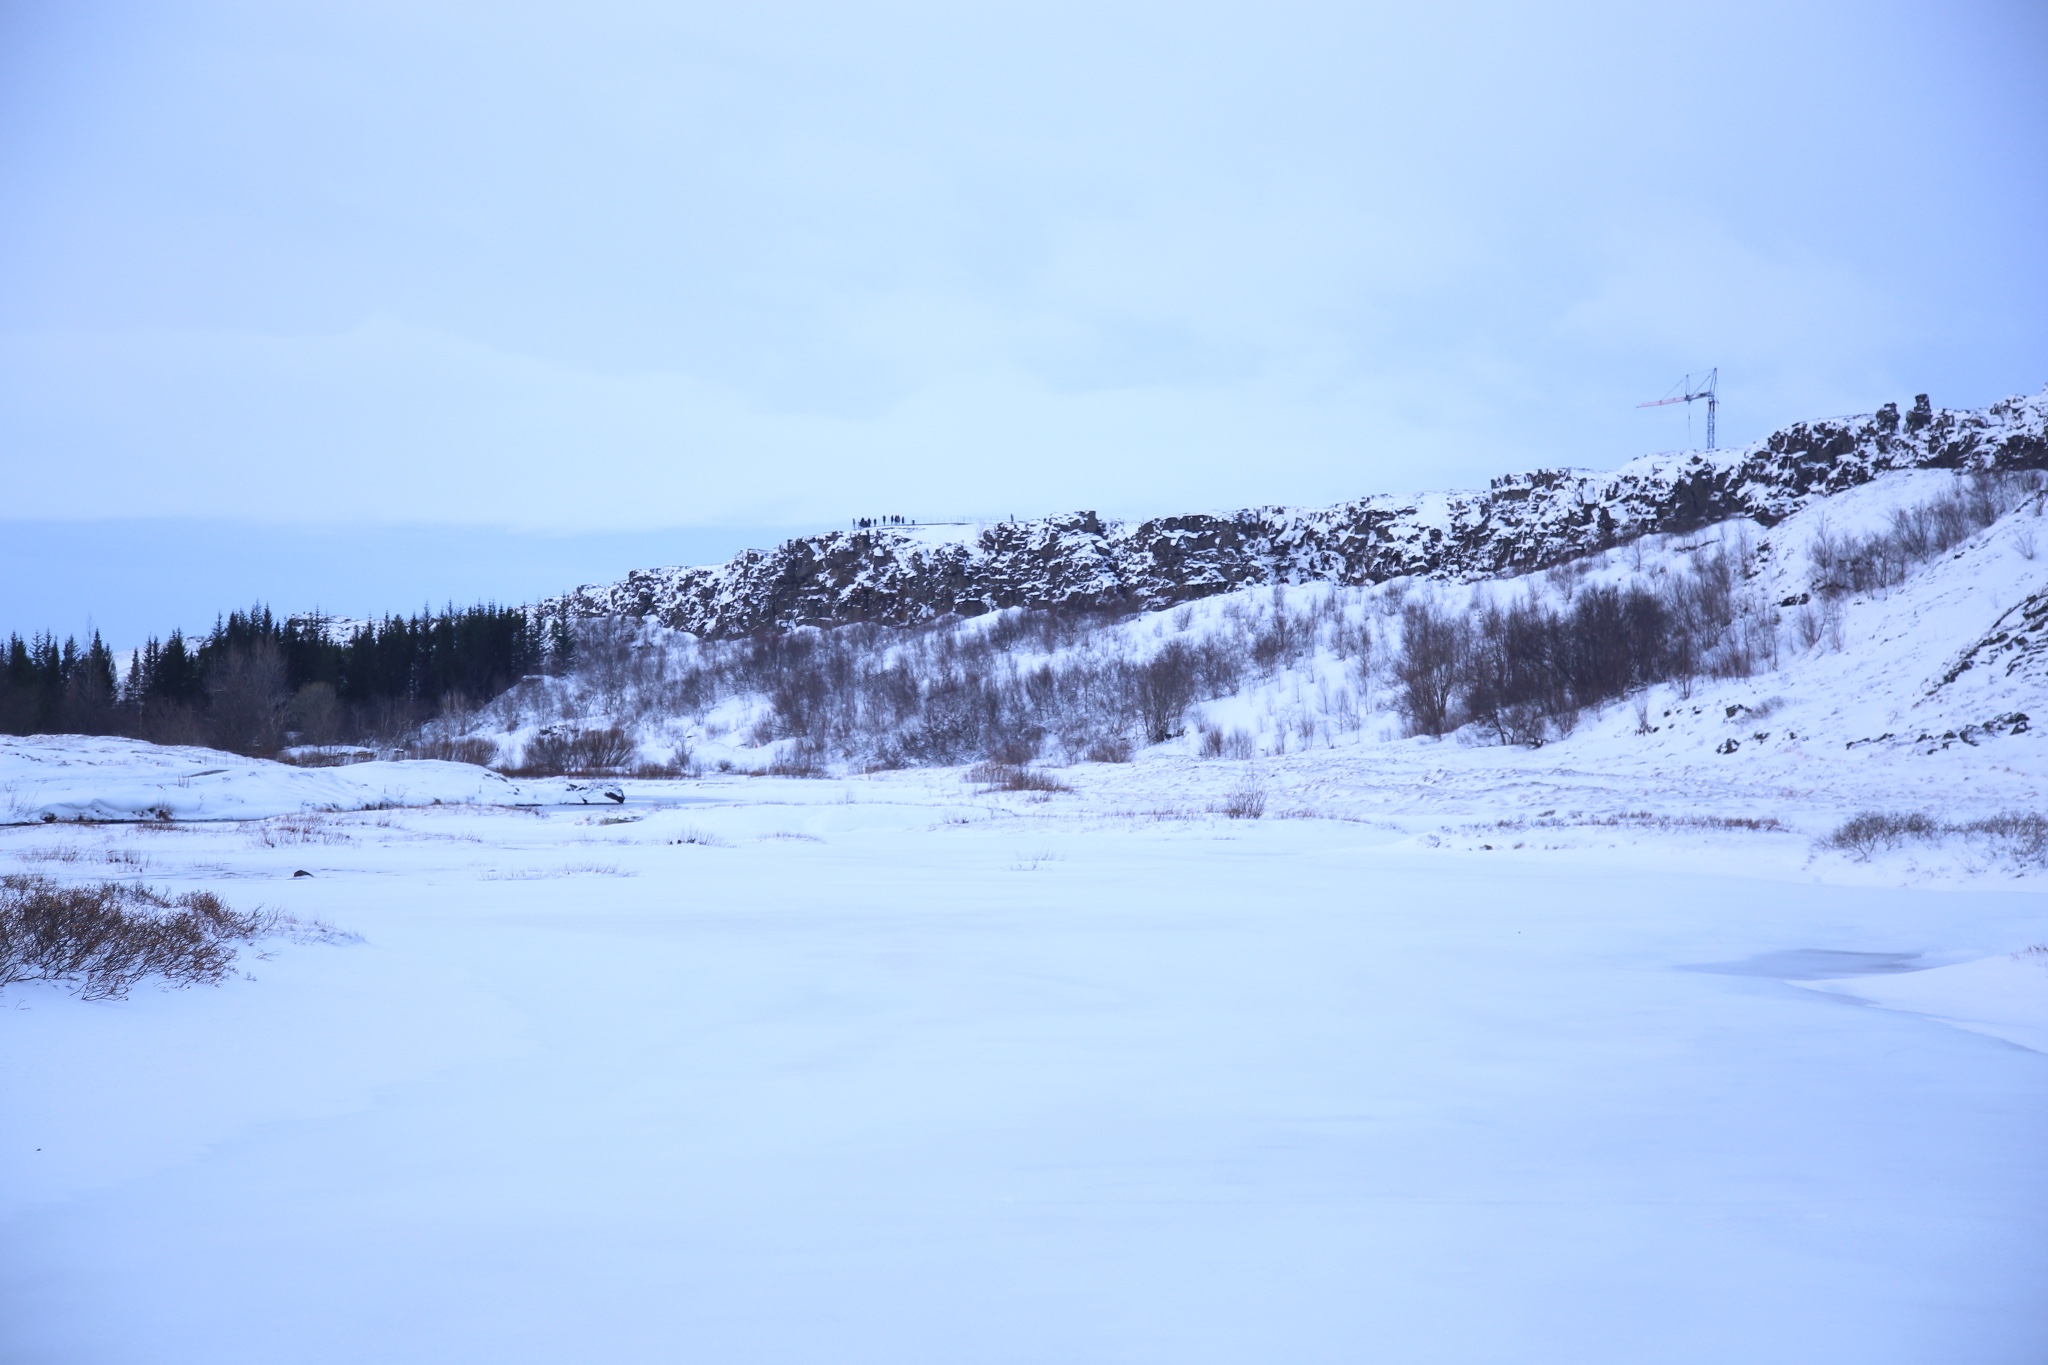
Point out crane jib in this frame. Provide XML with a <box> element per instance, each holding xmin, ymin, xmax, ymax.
<box><xmin>1636</xmin><ymin>368</ymin><xmax>1719</xmax><ymax>449</ymax></box>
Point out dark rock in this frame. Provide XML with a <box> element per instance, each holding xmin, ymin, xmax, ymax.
<box><xmin>544</xmin><ymin>386</ymin><xmax>2048</xmax><ymax>639</ymax></box>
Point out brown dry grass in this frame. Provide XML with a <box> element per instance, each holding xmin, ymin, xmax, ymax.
<box><xmin>0</xmin><ymin>875</ymin><xmax>351</xmax><ymax>1001</ymax></box>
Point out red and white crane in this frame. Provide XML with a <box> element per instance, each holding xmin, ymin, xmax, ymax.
<box><xmin>1638</xmin><ymin>368</ymin><xmax>1718</xmax><ymax>450</ymax></box>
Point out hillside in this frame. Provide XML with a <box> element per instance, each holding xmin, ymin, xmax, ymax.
<box><xmin>453</xmin><ymin>456</ymin><xmax>2048</xmax><ymax>885</ymax></box>
<box><xmin>545</xmin><ymin>388</ymin><xmax>2048</xmax><ymax>637</ymax></box>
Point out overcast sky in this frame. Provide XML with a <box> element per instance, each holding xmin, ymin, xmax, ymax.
<box><xmin>3</xmin><ymin>1</ymin><xmax>2046</xmax><ymax>629</ymax></box>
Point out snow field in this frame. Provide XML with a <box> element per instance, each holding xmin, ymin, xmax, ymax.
<box><xmin>0</xmin><ymin>734</ymin><xmax>625</xmax><ymax>823</ymax></box>
<box><xmin>4</xmin><ymin>781</ymin><xmax>2047</xmax><ymax>1363</ymax></box>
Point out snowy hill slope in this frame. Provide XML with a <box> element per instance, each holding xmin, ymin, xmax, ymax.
<box><xmin>544</xmin><ymin>387</ymin><xmax>2048</xmax><ymax>636</ymax></box>
<box><xmin>449</xmin><ymin>461</ymin><xmax>2048</xmax><ymax>874</ymax></box>
<box><xmin>14</xmin><ymin>463</ymin><xmax>2034</xmax><ymax>872</ymax></box>
<box><xmin>9</xmin><ymin>395</ymin><xmax>2044</xmax><ymax>876</ymax></box>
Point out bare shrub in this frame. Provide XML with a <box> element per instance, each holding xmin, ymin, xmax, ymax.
<box><xmin>766</xmin><ymin>740</ymin><xmax>829</xmax><ymax>777</ymax></box>
<box><xmin>1809</xmin><ymin>471</ymin><xmax>2042</xmax><ymax>599</ymax></box>
<box><xmin>1956</xmin><ymin>812</ymin><xmax>2048</xmax><ymax>866</ymax></box>
<box><xmin>1792</xmin><ymin>604</ymin><xmax>1825</xmax><ymax>652</ymax></box>
<box><xmin>515</xmin><ymin>726</ymin><xmax>635</xmax><ymax>776</ymax></box>
<box><xmin>416</xmin><ymin>735</ymin><xmax>500</xmax><ymax>767</ymax></box>
<box><xmin>1485</xmin><ymin>811</ymin><xmax>1786</xmax><ymax>834</ymax></box>
<box><xmin>1394</xmin><ymin>601</ymin><xmax>1466</xmax><ymax>737</ymax></box>
<box><xmin>486</xmin><ymin>521</ymin><xmax>1789</xmax><ymax>770</ymax></box>
<box><xmin>1824</xmin><ymin>811</ymin><xmax>1939</xmax><ymax>859</ymax></box>
<box><xmin>1195</xmin><ymin>721</ymin><xmax>1258</xmax><ymax>759</ymax></box>
<box><xmin>480</xmin><ymin>862</ymin><xmax>631</xmax><ymax>880</ymax></box>
<box><xmin>1083</xmin><ymin>735</ymin><xmax>1133</xmax><ymax>763</ymax></box>
<box><xmin>250</xmin><ymin>814</ymin><xmax>353</xmax><ymax>848</ymax></box>
<box><xmin>498</xmin><ymin>601</ymin><xmax>1268</xmax><ymax>773</ymax></box>
<box><xmin>277</xmin><ymin>745</ymin><xmax>377</xmax><ymax>768</ymax></box>
<box><xmin>1132</xmin><ymin>640</ymin><xmax>1202</xmax><ymax>742</ymax></box>
<box><xmin>1821</xmin><ymin>810</ymin><xmax>2048</xmax><ymax>867</ymax></box>
<box><xmin>0</xmin><ymin>875</ymin><xmax>346</xmax><ymax>1001</ymax></box>
<box><xmin>206</xmin><ymin>640</ymin><xmax>289</xmax><ymax>756</ymax></box>
<box><xmin>285</xmin><ymin>681</ymin><xmax>343</xmax><ymax>746</ymax></box>
<box><xmin>966</xmin><ymin>762</ymin><xmax>1072</xmax><ymax>793</ymax></box>
<box><xmin>1220</xmin><ymin>775</ymin><xmax>1267</xmax><ymax>820</ymax></box>
<box><xmin>1417</xmin><ymin>534</ymin><xmax>1782</xmax><ymax>741</ymax></box>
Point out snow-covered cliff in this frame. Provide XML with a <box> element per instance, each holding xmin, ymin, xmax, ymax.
<box><xmin>545</xmin><ymin>388</ymin><xmax>2048</xmax><ymax>637</ymax></box>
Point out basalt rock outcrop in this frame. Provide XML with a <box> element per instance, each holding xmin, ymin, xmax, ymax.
<box><xmin>546</xmin><ymin>387</ymin><xmax>2048</xmax><ymax>637</ymax></box>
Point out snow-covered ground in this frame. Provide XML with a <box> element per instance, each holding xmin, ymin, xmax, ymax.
<box><xmin>5</xmin><ymin>469</ymin><xmax>2047</xmax><ymax>1361</ymax></box>
<box><xmin>3</xmin><ymin>755</ymin><xmax>2046</xmax><ymax>1362</ymax></box>
<box><xmin>0</xmin><ymin>736</ymin><xmax>627</xmax><ymax>823</ymax></box>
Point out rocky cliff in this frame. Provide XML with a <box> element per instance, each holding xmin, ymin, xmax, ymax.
<box><xmin>545</xmin><ymin>387</ymin><xmax>2048</xmax><ymax>637</ymax></box>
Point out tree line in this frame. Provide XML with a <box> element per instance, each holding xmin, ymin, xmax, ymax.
<box><xmin>1</xmin><ymin>604</ymin><xmax>572</xmax><ymax>755</ymax></box>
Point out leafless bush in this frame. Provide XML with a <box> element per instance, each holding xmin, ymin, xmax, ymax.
<box><xmin>1822</xmin><ymin>809</ymin><xmax>2048</xmax><ymax>866</ymax></box>
<box><xmin>1824</xmin><ymin>811</ymin><xmax>1939</xmax><ymax>858</ymax></box>
<box><xmin>1791</xmin><ymin>604</ymin><xmax>1825</xmax><ymax>651</ymax></box>
<box><xmin>277</xmin><ymin>746</ymin><xmax>378</xmax><ymax>768</ymax></box>
<box><xmin>1956</xmin><ymin>812</ymin><xmax>2048</xmax><ymax>865</ymax></box>
<box><xmin>1083</xmin><ymin>735</ymin><xmax>1133</xmax><ymax>763</ymax></box>
<box><xmin>416</xmin><ymin>735</ymin><xmax>500</xmax><ymax>767</ymax></box>
<box><xmin>0</xmin><ymin>874</ymin><xmax>347</xmax><ymax>1000</ymax></box>
<box><xmin>1389</xmin><ymin>534</ymin><xmax>1778</xmax><ymax>742</ymax></box>
<box><xmin>1133</xmin><ymin>640</ymin><xmax>1201</xmax><ymax>742</ymax></box>
<box><xmin>966</xmin><ymin>762</ymin><xmax>1072</xmax><ymax>793</ymax></box>
<box><xmin>499</xmin><ymin>542</ymin><xmax>1778</xmax><ymax>767</ymax></box>
<box><xmin>1394</xmin><ymin>600</ymin><xmax>1466</xmax><ymax>737</ymax></box>
<box><xmin>285</xmin><ymin>681</ymin><xmax>343</xmax><ymax>746</ymax></box>
<box><xmin>1809</xmin><ymin>472</ymin><xmax>2042</xmax><ymax>599</ymax></box>
<box><xmin>481</xmin><ymin>862</ymin><xmax>632</xmax><ymax>880</ymax></box>
<box><xmin>1485</xmin><ymin>811</ymin><xmax>1786</xmax><ymax>834</ymax></box>
<box><xmin>1220</xmin><ymin>775</ymin><xmax>1267</xmax><ymax>820</ymax></box>
<box><xmin>1198</xmin><ymin>722</ymin><xmax>1261</xmax><ymax>758</ymax></box>
<box><xmin>766</xmin><ymin>741</ymin><xmax>829</xmax><ymax>777</ymax></box>
<box><xmin>206</xmin><ymin>640</ymin><xmax>289</xmax><ymax>756</ymax></box>
<box><xmin>250</xmin><ymin>814</ymin><xmax>353</xmax><ymax>848</ymax></box>
<box><xmin>514</xmin><ymin>601</ymin><xmax>1265</xmax><ymax>771</ymax></box>
<box><xmin>514</xmin><ymin>726</ymin><xmax>636</xmax><ymax>776</ymax></box>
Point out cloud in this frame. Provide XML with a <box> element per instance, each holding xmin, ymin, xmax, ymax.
<box><xmin>1</xmin><ymin>1</ymin><xmax>2042</xmax><ymax>531</ymax></box>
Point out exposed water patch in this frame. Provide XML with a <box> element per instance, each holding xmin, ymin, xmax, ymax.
<box><xmin>1684</xmin><ymin>949</ymin><xmax>1924</xmax><ymax>979</ymax></box>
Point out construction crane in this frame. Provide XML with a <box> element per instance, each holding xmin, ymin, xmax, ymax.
<box><xmin>1638</xmin><ymin>368</ymin><xmax>1718</xmax><ymax>450</ymax></box>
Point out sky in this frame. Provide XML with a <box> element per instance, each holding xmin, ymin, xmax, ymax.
<box><xmin>2</xmin><ymin>0</ymin><xmax>2046</xmax><ymax>636</ymax></box>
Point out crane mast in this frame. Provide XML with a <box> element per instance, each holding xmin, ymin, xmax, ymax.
<box><xmin>1637</xmin><ymin>368</ymin><xmax>1718</xmax><ymax>450</ymax></box>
